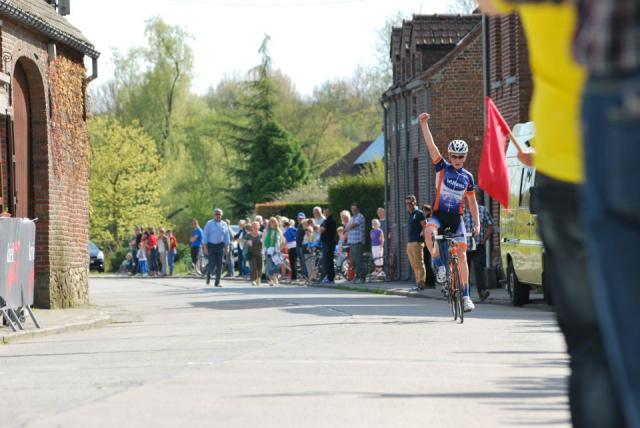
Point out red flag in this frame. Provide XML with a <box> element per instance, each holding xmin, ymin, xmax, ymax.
<box><xmin>479</xmin><ymin>97</ymin><xmax>511</xmax><ymax>208</ymax></box>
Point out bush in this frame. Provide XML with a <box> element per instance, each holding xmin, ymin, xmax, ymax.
<box><xmin>328</xmin><ymin>161</ymin><xmax>384</xmax><ymax>244</ymax></box>
<box><xmin>108</xmin><ymin>245</ymin><xmax>131</xmax><ymax>273</ymax></box>
<box><xmin>254</xmin><ymin>201</ymin><xmax>327</xmax><ymax>220</ymax></box>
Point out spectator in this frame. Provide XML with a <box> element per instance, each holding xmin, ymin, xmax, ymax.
<box><xmin>370</xmin><ymin>219</ymin><xmax>384</xmax><ymax>277</ymax></box>
<box><xmin>377</xmin><ymin>207</ymin><xmax>387</xmax><ymax>239</ymax></box>
<box><xmin>263</xmin><ymin>217</ymin><xmax>284</xmax><ymax>286</ymax></box>
<box><xmin>463</xmin><ymin>199</ymin><xmax>493</xmax><ymax>301</ymax></box>
<box><xmin>320</xmin><ymin>207</ymin><xmax>337</xmax><ymax>284</ymax></box>
<box><xmin>203</xmin><ymin>208</ymin><xmax>230</xmax><ymax>287</ymax></box>
<box><xmin>313</xmin><ymin>206</ymin><xmax>325</xmax><ymax>226</ymax></box>
<box><xmin>224</xmin><ymin>219</ymin><xmax>235</xmax><ymax>277</ymax></box>
<box><xmin>147</xmin><ymin>227</ymin><xmax>159</xmax><ymax>277</ymax></box>
<box><xmin>477</xmin><ymin>1</ymin><xmax>625</xmax><ymax>426</ymax></box>
<box><xmin>130</xmin><ymin>226</ymin><xmax>140</xmax><ymax>275</ymax></box>
<box><xmin>295</xmin><ymin>212</ymin><xmax>309</xmax><ymax>280</ymax></box>
<box><xmin>245</xmin><ymin>221</ymin><xmax>263</xmax><ymax>286</ymax></box>
<box><xmin>422</xmin><ymin>204</ymin><xmax>436</xmax><ymax>288</ymax></box>
<box><xmin>167</xmin><ymin>230</ymin><xmax>177</xmax><ymax>276</ymax></box>
<box><xmin>235</xmin><ymin>220</ymin><xmax>249</xmax><ymax>277</ymax></box>
<box><xmin>283</xmin><ymin>219</ymin><xmax>298</xmax><ymax>281</ymax></box>
<box><xmin>255</xmin><ymin>215</ymin><xmax>265</xmax><ymax>232</ymax></box>
<box><xmin>190</xmin><ymin>219</ymin><xmax>203</xmax><ymax>270</ymax></box>
<box><xmin>157</xmin><ymin>228</ymin><xmax>170</xmax><ymax>276</ymax></box>
<box><xmin>405</xmin><ymin>195</ymin><xmax>427</xmax><ymax>291</ymax></box>
<box><xmin>344</xmin><ymin>203</ymin><xmax>366</xmax><ymax>283</ymax></box>
<box><xmin>136</xmin><ymin>242</ymin><xmax>148</xmax><ymax>277</ymax></box>
<box><xmin>575</xmin><ymin>1</ymin><xmax>640</xmax><ymax>426</ymax></box>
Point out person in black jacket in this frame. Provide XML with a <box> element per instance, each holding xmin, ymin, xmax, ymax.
<box><xmin>295</xmin><ymin>212</ymin><xmax>309</xmax><ymax>280</ymax></box>
<box><xmin>320</xmin><ymin>207</ymin><xmax>337</xmax><ymax>284</ymax></box>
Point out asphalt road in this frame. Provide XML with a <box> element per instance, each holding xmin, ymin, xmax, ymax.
<box><xmin>0</xmin><ymin>277</ymin><xmax>570</xmax><ymax>428</ymax></box>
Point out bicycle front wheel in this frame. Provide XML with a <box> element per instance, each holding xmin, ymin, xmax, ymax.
<box><xmin>452</xmin><ymin>262</ymin><xmax>463</xmax><ymax>324</ymax></box>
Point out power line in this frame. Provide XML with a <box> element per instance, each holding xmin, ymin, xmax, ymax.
<box><xmin>168</xmin><ymin>0</ymin><xmax>368</xmax><ymax>7</ymax></box>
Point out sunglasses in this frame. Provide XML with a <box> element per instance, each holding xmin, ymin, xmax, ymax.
<box><xmin>450</xmin><ymin>154</ymin><xmax>466</xmax><ymax>160</ymax></box>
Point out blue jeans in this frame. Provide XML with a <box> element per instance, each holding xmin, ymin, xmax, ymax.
<box><xmin>206</xmin><ymin>243</ymin><xmax>224</xmax><ymax>285</ymax></box>
<box><xmin>582</xmin><ymin>75</ymin><xmax>640</xmax><ymax>428</ymax></box>
<box><xmin>266</xmin><ymin>254</ymin><xmax>278</xmax><ymax>277</ymax></box>
<box><xmin>168</xmin><ymin>250</ymin><xmax>175</xmax><ymax>275</ymax></box>
<box><xmin>535</xmin><ymin>173</ymin><xmax>624</xmax><ymax>428</ymax></box>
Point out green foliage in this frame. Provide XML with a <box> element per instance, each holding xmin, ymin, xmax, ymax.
<box><xmin>328</xmin><ymin>161</ymin><xmax>384</xmax><ymax>231</ymax></box>
<box><xmin>275</xmin><ymin>179</ymin><xmax>328</xmax><ymax>204</ymax></box>
<box><xmin>255</xmin><ymin>201</ymin><xmax>327</xmax><ymax>220</ymax></box>
<box><xmin>89</xmin><ymin>116</ymin><xmax>167</xmax><ymax>250</ymax></box>
<box><xmin>108</xmin><ymin>244</ymin><xmax>130</xmax><ymax>273</ymax></box>
<box><xmin>112</xmin><ymin>17</ymin><xmax>194</xmax><ymax>157</ymax></box>
<box><xmin>224</xmin><ymin>36</ymin><xmax>310</xmax><ymax>214</ymax></box>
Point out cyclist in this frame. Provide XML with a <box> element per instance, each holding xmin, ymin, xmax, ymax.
<box><xmin>418</xmin><ymin>112</ymin><xmax>480</xmax><ymax>312</ymax></box>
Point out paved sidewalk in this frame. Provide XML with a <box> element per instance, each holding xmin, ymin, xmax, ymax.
<box><xmin>0</xmin><ymin>306</ymin><xmax>111</xmax><ymax>344</ymax></box>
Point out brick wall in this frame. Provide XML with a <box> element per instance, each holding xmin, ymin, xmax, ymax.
<box><xmin>385</xmin><ymin>24</ymin><xmax>484</xmax><ymax>281</ymax></box>
<box><xmin>0</xmin><ymin>19</ymin><xmax>89</xmax><ymax>308</ymax></box>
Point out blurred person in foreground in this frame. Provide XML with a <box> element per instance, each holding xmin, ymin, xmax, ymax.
<box><xmin>478</xmin><ymin>1</ymin><xmax>625</xmax><ymax>426</ymax></box>
<box><xmin>574</xmin><ymin>1</ymin><xmax>640</xmax><ymax>426</ymax></box>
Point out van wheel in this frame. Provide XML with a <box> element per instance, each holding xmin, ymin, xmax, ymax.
<box><xmin>507</xmin><ymin>260</ymin><xmax>529</xmax><ymax>306</ymax></box>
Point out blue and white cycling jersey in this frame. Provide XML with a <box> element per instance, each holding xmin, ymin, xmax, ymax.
<box><xmin>433</xmin><ymin>156</ymin><xmax>475</xmax><ymax>215</ymax></box>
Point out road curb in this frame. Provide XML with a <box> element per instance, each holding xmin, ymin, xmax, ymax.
<box><xmin>1</xmin><ymin>314</ymin><xmax>112</xmax><ymax>345</ymax></box>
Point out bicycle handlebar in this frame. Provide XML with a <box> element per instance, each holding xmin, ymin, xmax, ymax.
<box><xmin>434</xmin><ymin>232</ymin><xmax>473</xmax><ymax>240</ymax></box>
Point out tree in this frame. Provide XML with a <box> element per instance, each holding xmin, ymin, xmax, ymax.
<box><xmin>225</xmin><ymin>35</ymin><xmax>310</xmax><ymax>214</ymax></box>
<box><xmin>111</xmin><ymin>17</ymin><xmax>194</xmax><ymax>157</ymax></box>
<box><xmin>446</xmin><ymin>0</ymin><xmax>478</xmax><ymax>13</ymax></box>
<box><xmin>89</xmin><ymin>117</ymin><xmax>166</xmax><ymax>250</ymax></box>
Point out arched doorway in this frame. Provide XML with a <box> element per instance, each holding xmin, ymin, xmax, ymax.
<box><xmin>11</xmin><ymin>61</ymin><xmax>33</xmax><ymax>218</ymax></box>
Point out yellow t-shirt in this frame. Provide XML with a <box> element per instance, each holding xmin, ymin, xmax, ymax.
<box><xmin>491</xmin><ymin>0</ymin><xmax>586</xmax><ymax>184</ymax></box>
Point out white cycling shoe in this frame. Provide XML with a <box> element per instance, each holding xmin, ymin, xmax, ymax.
<box><xmin>436</xmin><ymin>266</ymin><xmax>447</xmax><ymax>284</ymax></box>
<box><xmin>463</xmin><ymin>296</ymin><xmax>475</xmax><ymax>312</ymax></box>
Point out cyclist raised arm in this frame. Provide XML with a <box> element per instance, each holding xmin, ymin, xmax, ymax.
<box><xmin>419</xmin><ymin>113</ymin><xmax>442</xmax><ymax>164</ymax></box>
<box><xmin>418</xmin><ymin>111</ymin><xmax>478</xmax><ymax>312</ymax></box>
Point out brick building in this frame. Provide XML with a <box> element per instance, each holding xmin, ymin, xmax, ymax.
<box><xmin>0</xmin><ymin>0</ymin><xmax>98</xmax><ymax>308</ymax></box>
<box><xmin>381</xmin><ymin>14</ymin><xmax>484</xmax><ymax>280</ymax></box>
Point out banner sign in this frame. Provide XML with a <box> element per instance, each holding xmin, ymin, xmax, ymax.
<box><xmin>0</xmin><ymin>218</ymin><xmax>36</xmax><ymax>308</ymax></box>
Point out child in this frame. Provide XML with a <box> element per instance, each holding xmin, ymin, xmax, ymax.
<box><xmin>137</xmin><ymin>243</ymin><xmax>148</xmax><ymax>276</ymax></box>
<box><xmin>371</xmin><ymin>219</ymin><xmax>384</xmax><ymax>276</ymax></box>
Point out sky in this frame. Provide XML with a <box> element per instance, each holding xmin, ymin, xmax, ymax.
<box><xmin>67</xmin><ymin>0</ymin><xmax>466</xmax><ymax>97</ymax></box>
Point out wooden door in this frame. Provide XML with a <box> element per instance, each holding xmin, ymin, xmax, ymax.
<box><xmin>12</xmin><ymin>63</ymin><xmax>31</xmax><ymax>218</ymax></box>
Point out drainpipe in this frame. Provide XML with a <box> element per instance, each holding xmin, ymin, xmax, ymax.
<box><xmin>85</xmin><ymin>56</ymin><xmax>99</xmax><ymax>84</ymax></box>
<box><xmin>402</xmin><ymin>91</ymin><xmax>411</xmax><ymax>281</ymax></box>
<box><xmin>393</xmin><ymin>94</ymin><xmax>402</xmax><ymax>281</ymax></box>
<box><xmin>380</xmin><ymin>95</ymin><xmax>389</xmax><ymax>277</ymax></box>
<box><xmin>482</xmin><ymin>14</ymin><xmax>492</xmax><ymax>271</ymax></box>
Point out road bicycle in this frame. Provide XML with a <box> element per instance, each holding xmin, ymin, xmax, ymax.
<box><xmin>434</xmin><ymin>229</ymin><xmax>472</xmax><ymax>324</ymax></box>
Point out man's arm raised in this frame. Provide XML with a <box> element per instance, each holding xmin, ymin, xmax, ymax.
<box><xmin>418</xmin><ymin>113</ymin><xmax>442</xmax><ymax>164</ymax></box>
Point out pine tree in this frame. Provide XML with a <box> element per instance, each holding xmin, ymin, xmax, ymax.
<box><xmin>227</xmin><ymin>35</ymin><xmax>310</xmax><ymax>214</ymax></box>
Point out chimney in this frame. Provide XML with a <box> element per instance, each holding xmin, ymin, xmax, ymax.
<box><xmin>46</xmin><ymin>1</ymin><xmax>70</xmax><ymax>16</ymax></box>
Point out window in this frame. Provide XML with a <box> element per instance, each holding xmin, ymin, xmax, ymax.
<box><xmin>411</xmin><ymin>94</ymin><xmax>417</xmax><ymax>119</ymax></box>
<box><xmin>519</xmin><ymin>167</ymin><xmax>535</xmax><ymax>208</ymax></box>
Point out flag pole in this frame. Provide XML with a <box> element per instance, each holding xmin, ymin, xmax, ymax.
<box><xmin>507</xmin><ymin>129</ymin><xmax>526</xmax><ymax>154</ymax></box>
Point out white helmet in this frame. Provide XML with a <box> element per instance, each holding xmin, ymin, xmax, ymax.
<box><xmin>448</xmin><ymin>139</ymin><xmax>468</xmax><ymax>155</ymax></box>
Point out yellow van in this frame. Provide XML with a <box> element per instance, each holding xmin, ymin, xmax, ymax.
<box><xmin>499</xmin><ymin>122</ymin><xmax>550</xmax><ymax>306</ymax></box>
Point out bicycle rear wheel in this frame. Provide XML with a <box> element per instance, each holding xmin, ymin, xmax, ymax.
<box><xmin>452</xmin><ymin>263</ymin><xmax>464</xmax><ymax>324</ymax></box>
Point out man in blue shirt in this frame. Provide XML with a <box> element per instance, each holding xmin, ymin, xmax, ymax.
<box><xmin>190</xmin><ymin>219</ymin><xmax>203</xmax><ymax>270</ymax></box>
<box><xmin>203</xmin><ymin>208</ymin><xmax>230</xmax><ymax>287</ymax></box>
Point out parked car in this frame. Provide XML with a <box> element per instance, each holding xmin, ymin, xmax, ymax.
<box><xmin>499</xmin><ymin>122</ymin><xmax>551</xmax><ymax>306</ymax></box>
<box><xmin>89</xmin><ymin>240</ymin><xmax>105</xmax><ymax>272</ymax></box>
